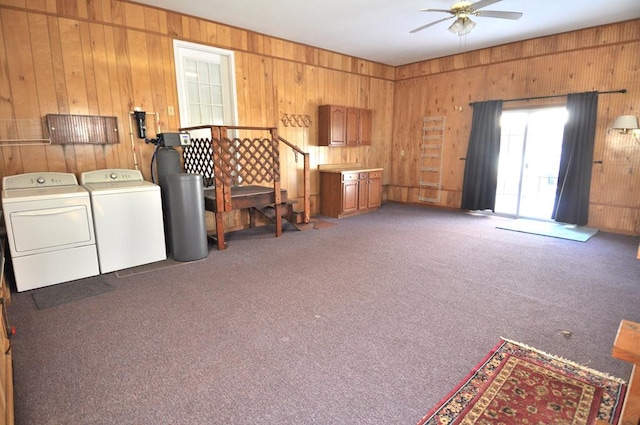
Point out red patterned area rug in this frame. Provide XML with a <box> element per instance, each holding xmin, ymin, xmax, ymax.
<box><xmin>418</xmin><ymin>339</ymin><xmax>627</xmax><ymax>425</ymax></box>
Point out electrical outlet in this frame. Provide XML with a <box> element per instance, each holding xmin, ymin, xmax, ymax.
<box><xmin>168</xmin><ymin>106</ymin><xmax>175</xmax><ymax>116</ymax></box>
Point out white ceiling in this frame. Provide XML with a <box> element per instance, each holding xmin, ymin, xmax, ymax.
<box><xmin>132</xmin><ymin>0</ymin><xmax>640</xmax><ymax>66</ymax></box>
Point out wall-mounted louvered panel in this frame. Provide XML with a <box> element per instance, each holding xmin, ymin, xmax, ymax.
<box><xmin>45</xmin><ymin>115</ymin><xmax>119</xmax><ymax>145</ymax></box>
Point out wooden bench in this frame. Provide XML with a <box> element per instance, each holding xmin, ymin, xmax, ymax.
<box><xmin>179</xmin><ymin>125</ymin><xmax>285</xmax><ymax>251</ymax></box>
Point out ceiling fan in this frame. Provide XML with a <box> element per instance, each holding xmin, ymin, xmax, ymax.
<box><xmin>410</xmin><ymin>0</ymin><xmax>523</xmax><ymax>36</ymax></box>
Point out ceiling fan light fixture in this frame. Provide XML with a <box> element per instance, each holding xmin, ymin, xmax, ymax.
<box><xmin>448</xmin><ymin>17</ymin><xmax>476</xmax><ymax>36</ymax></box>
<box><xmin>412</xmin><ymin>0</ymin><xmax>523</xmax><ymax>36</ymax></box>
<box><xmin>447</xmin><ymin>17</ymin><xmax>465</xmax><ymax>34</ymax></box>
<box><xmin>459</xmin><ymin>17</ymin><xmax>476</xmax><ymax>35</ymax></box>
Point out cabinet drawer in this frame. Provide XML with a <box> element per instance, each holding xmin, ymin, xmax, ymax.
<box><xmin>369</xmin><ymin>170</ymin><xmax>383</xmax><ymax>179</ymax></box>
<box><xmin>342</xmin><ymin>172</ymin><xmax>359</xmax><ymax>182</ymax></box>
<box><xmin>359</xmin><ymin>172</ymin><xmax>368</xmax><ymax>180</ymax></box>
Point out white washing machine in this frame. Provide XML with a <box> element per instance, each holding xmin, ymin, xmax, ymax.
<box><xmin>1</xmin><ymin>172</ymin><xmax>100</xmax><ymax>292</ymax></box>
<box><xmin>80</xmin><ymin>169</ymin><xmax>166</xmax><ymax>273</ymax></box>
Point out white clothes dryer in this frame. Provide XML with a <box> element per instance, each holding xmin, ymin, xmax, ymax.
<box><xmin>1</xmin><ymin>172</ymin><xmax>100</xmax><ymax>292</ymax></box>
<box><xmin>80</xmin><ymin>169</ymin><xmax>166</xmax><ymax>273</ymax></box>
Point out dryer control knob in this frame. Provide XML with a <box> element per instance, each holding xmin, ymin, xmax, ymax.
<box><xmin>110</xmin><ymin>173</ymin><xmax>118</xmax><ymax>180</ymax></box>
<box><xmin>36</xmin><ymin>177</ymin><xmax>45</xmax><ymax>184</ymax></box>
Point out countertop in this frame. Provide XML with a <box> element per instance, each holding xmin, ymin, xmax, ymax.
<box><xmin>318</xmin><ymin>164</ymin><xmax>383</xmax><ymax>174</ymax></box>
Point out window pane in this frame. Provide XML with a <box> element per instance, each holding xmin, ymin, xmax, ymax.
<box><xmin>197</xmin><ymin>61</ymin><xmax>209</xmax><ymax>83</ymax></box>
<box><xmin>187</xmin><ymin>82</ymin><xmax>200</xmax><ymax>103</ymax></box>
<box><xmin>212</xmin><ymin>85</ymin><xmax>223</xmax><ymax>105</ymax></box>
<box><xmin>189</xmin><ymin>104</ymin><xmax>201</xmax><ymax>125</ymax></box>
<box><xmin>184</xmin><ymin>59</ymin><xmax>198</xmax><ymax>80</ymax></box>
<box><xmin>210</xmin><ymin>63</ymin><xmax>221</xmax><ymax>85</ymax></box>
<box><xmin>213</xmin><ymin>106</ymin><xmax>224</xmax><ymax>124</ymax></box>
<box><xmin>199</xmin><ymin>85</ymin><xmax>212</xmax><ymax>105</ymax></box>
<box><xmin>200</xmin><ymin>105</ymin><xmax>213</xmax><ymax>123</ymax></box>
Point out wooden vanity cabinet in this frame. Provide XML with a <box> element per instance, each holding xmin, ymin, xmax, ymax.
<box><xmin>320</xmin><ymin>169</ymin><xmax>382</xmax><ymax>218</ymax></box>
<box><xmin>319</xmin><ymin>105</ymin><xmax>372</xmax><ymax>146</ymax></box>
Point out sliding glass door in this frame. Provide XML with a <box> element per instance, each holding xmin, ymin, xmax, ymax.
<box><xmin>495</xmin><ymin>107</ymin><xmax>567</xmax><ymax>219</ymax></box>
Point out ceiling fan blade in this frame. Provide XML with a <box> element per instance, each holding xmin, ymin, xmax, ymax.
<box><xmin>410</xmin><ymin>16</ymin><xmax>454</xmax><ymax>33</ymax></box>
<box><xmin>470</xmin><ymin>0</ymin><xmax>502</xmax><ymax>11</ymax></box>
<box><xmin>475</xmin><ymin>10</ymin><xmax>523</xmax><ymax>20</ymax></box>
<box><xmin>419</xmin><ymin>8</ymin><xmax>455</xmax><ymax>14</ymax></box>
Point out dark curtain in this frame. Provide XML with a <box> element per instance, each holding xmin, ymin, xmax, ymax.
<box><xmin>552</xmin><ymin>91</ymin><xmax>598</xmax><ymax>225</ymax></box>
<box><xmin>461</xmin><ymin>100</ymin><xmax>503</xmax><ymax>211</ymax></box>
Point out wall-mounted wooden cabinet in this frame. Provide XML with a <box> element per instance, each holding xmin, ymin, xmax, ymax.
<box><xmin>345</xmin><ymin>108</ymin><xmax>372</xmax><ymax>146</ymax></box>
<box><xmin>320</xmin><ymin>168</ymin><xmax>383</xmax><ymax>218</ymax></box>
<box><xmin>318</xmin><ymin>105</ymin><xmax>372</xmax><ymax>146</ymax></box>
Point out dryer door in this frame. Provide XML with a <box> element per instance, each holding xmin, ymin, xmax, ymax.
<box><xmin>6</xmin><ymin>203</ymin><xmax>95</xmax><ymax>255</ymax></box>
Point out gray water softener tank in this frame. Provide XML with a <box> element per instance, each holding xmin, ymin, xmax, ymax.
<box><xmin>156</xmin><ymin>147</ymin><xmax>182</xmax><ymax>187</ymax></box>
<box><xmin>164</xmin><ymin>173</ymin><xmax>209</xmax><ymax>262</ymax></box>
<box><xmin>156</xmin><ymin>147</ymin><xmax>183</xmax><ymax>253</ymax></box>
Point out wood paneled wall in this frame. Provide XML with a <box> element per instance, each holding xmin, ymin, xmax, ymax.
<box><xmin>0</xmin><ymin>0</ymin><xmax>638</xmax><ymax>235</ymax></box>
<box><xmin>391</xmin><ymin>19</ymin><xmax>640</xmax><ymax>235</ymax></box>
<box><xmin>0</xmin><ymin>0</ymin><xmax>395</xmax><ymax>228</ymax></box>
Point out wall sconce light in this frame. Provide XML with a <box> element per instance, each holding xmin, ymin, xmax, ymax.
<box><xmin>611</xmin><ymin>115</ymin><xmax>640</xmax><ymax>141</ymax></box>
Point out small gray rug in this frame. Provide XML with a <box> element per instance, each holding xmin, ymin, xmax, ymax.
<box><xmin>496</xmin><ymin>219</ymin><xmax>598</xmax><ymax>242</ymax></box>
<box><xmin>32</xmin><ymin>276</ymin><xmax>114</xmax><ymax>310</ymax></box>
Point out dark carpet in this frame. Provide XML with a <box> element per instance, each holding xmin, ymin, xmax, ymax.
<box><xmin>312</xmin><ymin>219</ymin><xmax>337</xmax><ymax>229</ymax></box>
<box><xmin>6</xmin><ymin>203</ymin><xmax>640</xmax><ymax>425</ymax></box>
<box><xmin>30</xmin><ymin>276</ymin><xmax>114</xmax><ymax>310</ymax></box>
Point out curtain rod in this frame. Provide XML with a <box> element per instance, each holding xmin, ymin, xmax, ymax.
<box><xmin>468</xmin><ymin>89</ymin><xmax>627</xmax><ymax>106</ymax></box>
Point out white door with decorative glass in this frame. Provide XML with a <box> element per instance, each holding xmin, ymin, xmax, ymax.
<box><xmin>173</xmin><ymin>40</ymin><xmax>238</xmax><ymax>129</ymax></box>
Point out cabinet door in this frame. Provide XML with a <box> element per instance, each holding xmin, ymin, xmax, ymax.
<box><xmin>367</xmin><ymin>171</ymin><xmax>382</xmax><ymax>208</ymax></box>
<box><xmin>359</xmin><ymin>109</ymin><xmax>372</xmax><ymax>146</ymax></box>
<box><xmin>319</xmin><ymin>105</ymin><xmax>346</xmax><ymax>146</ymax></box>
<box><xmin>342</xmin><ymin>173</ymin><xmax>359</xmax><ymax>213</ymax></box>
<box><xmin>357</xmin><ymin>172</ymin><xmax>369</xmax><ymax>209</ymax></box>
<box><xmin>346</xmin><ymin>108</ymin><xmax>372</xmax><ymax>146</ymax></box>
<box><xmin>345</xmin><ymin>108</ymin><xmax>360</xmax><ymax>146</ymax></box>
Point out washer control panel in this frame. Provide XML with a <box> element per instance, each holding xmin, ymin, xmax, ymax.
<box><xmin>80</xmin><ymin>169</ymin><xmax>143</xmax><ymax>184</ymax></box>
<box><xmin>3</xmin><ymin>172</ymin><xmax>78</xmax><ymax>190</ymax></box>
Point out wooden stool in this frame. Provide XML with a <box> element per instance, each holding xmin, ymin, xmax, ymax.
<box><xmin>612</xmin><ymin>320</ymin><xmax>640</xmax><ymax>425</ymax></box>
